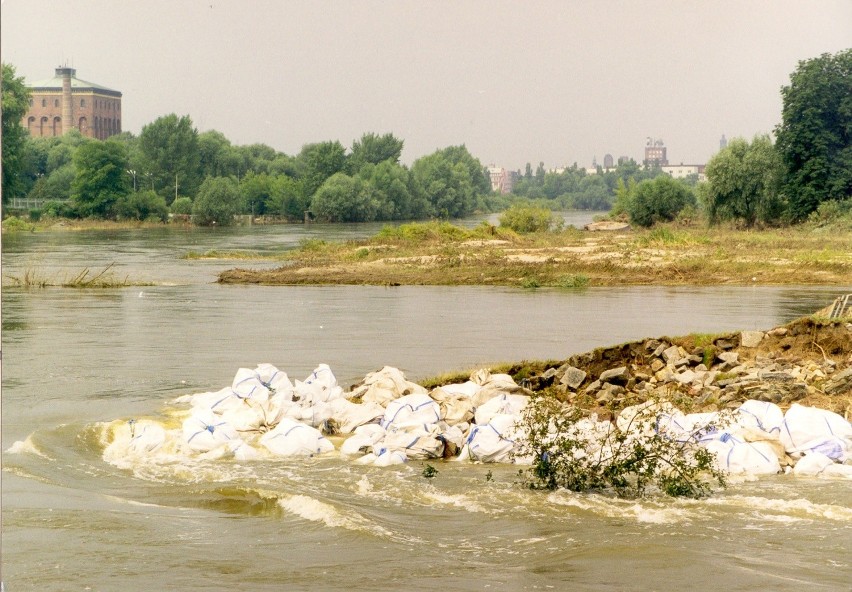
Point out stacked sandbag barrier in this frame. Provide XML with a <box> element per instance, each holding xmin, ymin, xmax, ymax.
<box><xmin>102</xmin><ymin>361</ymin><xmax>852</xmax><ymax>480</ymax></box>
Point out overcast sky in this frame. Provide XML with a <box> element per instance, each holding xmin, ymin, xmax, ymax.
<box><xmin>2</xmin><ymin>1</ymin><xmax>850</xmax><ymax>169</ymax></box>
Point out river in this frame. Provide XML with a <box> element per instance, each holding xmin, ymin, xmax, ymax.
<box><xmin>2</xmin><ymin>217</ymin><xmax>850</xmax><ymax>591</ymax></box>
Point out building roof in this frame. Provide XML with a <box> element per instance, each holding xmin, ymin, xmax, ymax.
<box><xmin>28</xmin><ymin>72</ymin><xmax>121</xmax><ymax>97</ymax></box>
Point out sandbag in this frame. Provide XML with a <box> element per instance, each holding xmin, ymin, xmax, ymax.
<box><xmin>381</xmin><ymin>393</ymin><xmax>441</xmax><ymax>429</ymax></box>
<box><xmin>474</xmin><ymin>393</ymin><xmax>529</xmax><ymax>426</ymax></box>
<box><xmin>326</xmin><ymin>398</ymin><xmax>384</xmax><ymax>434</ymax></box>
<box><xmin>792</xmin><ymin>452</ymin><xmax>834</xmax><ymax>476</ymax></box>
<box><xmin>458</xmin><ymin>413</ymin><xmax>523</xmax><ymax>463</ymax></box>
<box><xmin>293</xmin><ymin>364</ymin><xmax>345</xmax><ymax>405</ymax></box>
<box><xmin>182</xmin><ymin>409</ymin><xmax>239</xmax><ymax>453</ymax></box>
<box><xmin>340</xmin><ymin>424</ymin><xmax>386</xmax><ymax>456</ymax></box>
<box><xmin>349</xmin><ymin>366</ymin><xmax>427</xmax><ymax>407</ymax></box>
<box><xmin>780</xmin><ymin>404</ymin><xmax>852</xmax><ymax>461</ymax></box>
<box><xmin>734</xmin><ymin>400</ymin><xmax>784</xmax><ymax>434</ymax></box>
<box><xmin>381</xmin><ymin>424</ymin><xmax>444</xmax><ymax>459</ymax></box>
<box><xmin>702</xmin><ymin>432</ymin><xmax>782</xmax><ymax>475</ymax></box>
<box><xmin>260</xmin><ymin>418</ymin><xmax>334</xmax><ymax>456</ymax></box>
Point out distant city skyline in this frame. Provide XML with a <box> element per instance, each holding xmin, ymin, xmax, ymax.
<box><xmin>2</xmin><ymin>1</ymin><xmax>850</xmax><ymax>170</ymax></box>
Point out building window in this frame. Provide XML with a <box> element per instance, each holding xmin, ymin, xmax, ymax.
<box><xmin>81</xmin><ymin>98</ymin><xmax>86</xmax><ymax>107</ymax></box>
<box><xmin>42</xmin><ymin>98</ymin><xmax>46</xmax><ymax>107</ymax></box>
<box><xmin>28</xmin><ymin>98</ymin><xmax>33</xmax><ymax>106</ymax></box>
<box><xmin>54</xmin><ymin>99</ymin><xmax>59</xmax><ymax>107</ymax></box>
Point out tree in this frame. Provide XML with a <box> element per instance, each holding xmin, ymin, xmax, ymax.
<box><xmin>310</xmin><ymin>172</ymin><xmax>378</xmax><ymax>222</ymax></box>
<box><xmin>138</xmin><ymin>114</ymin><xmax>201</xmax><ymax>203</ymax></box>
<box><xmin>71</xmin><ymin>140</ymin><xmax>131</xmax><ymax>218</ymax></box>
<box><xmin>347</xmin><ymin>132</ymin><xmax>404</xmax><ymax>174</ymax></box>
<box><xmin>2</xmin><ymin>63</ymin><xmax>31</xmax><ymax>203</ymax></box>
<box><xmin>360</xmin><ymin>160</ymin><xmax>415</xmax><ymax>220</ymax></box>
<box><xmin>410</xmin><ymin>145</ymin><xmax>489</xmax><ymax>218</ymax></box>
<box><xmin>775</xmin><ymin>49</ymin><xmax>852</xmax><ymax>221</ymax></box>
<box><xmin>704</xmin><ymin>135</ymin><xmax>783</xmax><ymax>227</ymax></box>
<box><xmin>628</xmin><ymin>174</ymin><xmax>695</xmax><ymax>227</ymax></box>
<box><xmin>192</xmin><ymin>176</ymin><xmax>239</xmax><ymax>226</ymax></box>
<box><xmin>296</xmin><ymin>141</ymin><xmax>347</xmax><ymax>200</ymax></box>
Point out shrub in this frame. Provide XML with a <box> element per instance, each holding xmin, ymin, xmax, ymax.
<box><xmin>170</xmin><ymin>196</ymin><xmax>194</xmax><ymax>215</ymax></box>
<box><xmin>114</xmin><ymin>190</ymin><xmax>169</xmax><ymax>222</ymax></box>
<box><xmin>41</xmin><ymin>200</ymin><xmax>77</xmax><ymax>218</ymax></box>
<box><xmin>2</xmin><ymin>216</ymin><xmax>35</xmax><ymax>232</ymax></box>
<box><xmin>517</xmin><ymin>397</ymin><xmax>727</xmax><ymax>498</ymax></box>
<box><xmin>29</xmin><ymin>209</ymin><xmax>42</xmax><ymax>222</ymax></box>
<box><xmin>499</xmin><ymin>204</ymin><xmax>562</xmax><ymax>233</ymax></box>
<box><xmin>628</xmin><ymin>176</ymin><xmax>695</xmax><ymax>227</ymax></box>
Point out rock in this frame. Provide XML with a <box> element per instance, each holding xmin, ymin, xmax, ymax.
<box><xmin>559</xmin><ymin>366</ymin><xmax>587</xmax><ymax>390</ymax></box>
<box><xmin>694</xmin><ymin>363</ymin><xmax>708</xmax><ymax>372</ymax></box>
<box><xmin>662</xmin><ymin>345</ymin><xmax>683</xmax><ymax>363</ymax></box>
<box><xmin>596</xmin><ymin>391</ymin><xmax>615</xmax><ymax>404</ymax></box>
<box><xmin>715</xmin><ymin>338</ymin><xmax>735</xmax><ymax>350</ymax></box>
<box><xmin>823</xmin><ymin>367</ymin><xmax>852</xmax><ymax>396</ymax></box>
<box><xmin>767</xmin><ymin>327</ymin><xmax>788</xmax><ymax>337</ymax></box>
<box><xmin>650</xmin><ymin>359</ymin><xmax>665</xmax><ymax>372</ymax></box>
<box><xmin>600</xmin><ymin>366</ymin><xmax>629</xmax><ymax>385</ymax></box>
<box><xmin>717</xmin><ymin>351</ymin><xmax>739</xmax><ymax>365</ymax></box>
<box><xmin>584</xmin><ymin>379</ymin><xmax>602</xmax><ymax>394</ymax></box>
<box><xmin>674</xmin><ymin>370</ymin><xmax>696</xmax><ymax>385</ymax></box>
<box><xmin>740</xmin><ymin>330</ymin><xmax>765</xmax><ymax>348</ymax></box>
<box><xmin>584</xmin><ymin>220</ymin><xmax>630</xmax><ymax>232</ymax></box>
<box><xmin>757</xmin><ymin>370</ymin><xmax>794</xmax><ymax>383</ymax></box>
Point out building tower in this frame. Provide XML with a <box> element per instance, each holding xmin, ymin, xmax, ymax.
<box><xmin>22</xmin><ymin>67</ymin><xmax>122</xmax><ymax>140</ymax></box>
<box><xmin>603</xmin><ymin>154</ymin><xmax>614</xmax><ymax>169</ymax></box>
<box><xmin>643</xmin><ymin>138</ymin><xmax>668</xmax><ymax>167</ymax></box>
<box><xmin>720</xmin><ymin>134</ymin><xmax>728</xmax><ymax>150</ymax></box>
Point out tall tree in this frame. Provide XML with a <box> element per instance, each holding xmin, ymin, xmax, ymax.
<box><xmin>775</xmin><ymin>49</ymin><xmax>852</xmax><ymax>220</ymax></box>
<box><xmin>311</xmin><ymin>172</ymin><xmax>377</xmax><ymax>222</ymax></box>
<box><xmin>71</xmin><ymin>140</ymin><xmax>131</xmax><ymax>218</ymax></box>
<box><xmin>627</xmin><ymin>174</ymin><xmax>695</xmax><ymax>227</ymax></box>
<box><xmin>138</xmin><ymin>114</ymin><xmax>201</xmax><ymax>203</ymax></box>
<box><xmin>2</xmin><ymin>63</ymin><xmax>32</xmax><ymax>203</ymax></box>
<box><xmin>704</xmin><ymin>135</ymin><xmax>783</xmax><ymax>227</ymax></box>
<box><xmin>347</xmin><ymin>132</ymin><xmax>404</xmax><ymax>174</ymax></box>
<box><xmin>410</xmin><ymin>145</ymin><xmax>487</xmax><ymax>218</ymax></box>
<box><xmin>297</xmin><ymin>141</ymin><xmax>347</xmax><ymax>200</ymax></box>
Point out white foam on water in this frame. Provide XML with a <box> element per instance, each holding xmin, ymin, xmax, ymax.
<box><xmin>709</xmin><ymin>495</ymin><xmax>852</xmax><ymax>522</ymax></box>
<box><xmin>546</xmin><ymin>491</ymin><xmax>694</xmax><ymax>524</ymax></box>
<box><xmin>4</xmin><ymin>436</ymin><xmax>51</xmax><ymax>459</ymax></box>
<box><xmin>419</xmin><ymin>486</ymin><xmax>488</xmax><ymax>513</ymax></box>
<box><xmin>277</xmin><ymin>494</ymin><xmax>400</xmax><ymax>540</ymax></box>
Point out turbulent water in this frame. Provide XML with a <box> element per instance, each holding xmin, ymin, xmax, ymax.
<box><xmin>2</xmin><ymin>219</ymin><xmax>850</xmax><ymax>591</ymax></box>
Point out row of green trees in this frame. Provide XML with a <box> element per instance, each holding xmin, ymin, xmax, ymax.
<box><xmin>1</xmin><ymin>64</ymin><xmax>491</xmax><ymax>225</ymax></box>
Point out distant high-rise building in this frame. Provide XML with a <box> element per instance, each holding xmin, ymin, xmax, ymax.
<box><xmin>603</xmin><ymin>154</ymin><xmax>614</xmax><ymax>169</ymax></box>
<box><xmin>720</xmin><ymin>134</ymin><xmax>728</xmax><ymax>150</ymax></box>
<box><xmin>643</xmin><ymin>138</ymin><xmax>668</xmax><ymax>167</ymax></box>
<box><xmin>22</xmin><ymin>66</ymin><xmax>122</xmax><ymax>140</ymax></box>
<box><xmin>617</xmin><ymin>155</ymin><xmax>631</xmax><ymax>165</ymax></box>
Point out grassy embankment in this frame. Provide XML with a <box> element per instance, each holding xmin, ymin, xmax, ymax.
<box><xmin>215</xmin><ymin>220</ymin><xmax>852</xmax><ymax>287</ymax></box>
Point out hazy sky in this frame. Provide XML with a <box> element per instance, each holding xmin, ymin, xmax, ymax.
<box><xmin>2</xmin><ymin>1</ymin><xmax>850</xmax><ymax>169</ymax></box>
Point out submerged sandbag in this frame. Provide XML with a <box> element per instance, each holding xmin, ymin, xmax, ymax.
<box><xmin>381</xmin><ymin>393</ymin><xmax>441</xmax><ymax>429</ymax></box>
<box><xmin>458</xmin><ymin>413</ymin><xmax>524</xmax><ymax>463</ymax></box>
<box><xmin>734</xmin><ymin>400</ymin><xmax>784</xmax><ymax>435</ymax></box>
<box><xmin>182</xmin><ymin>409</ymin><xmax>239</xmax><ymax>452</ymax></box>
<box><xmin>260</xmin><ymin>418</ymin><xmax>334</xmax><ymax>457</ymax></box>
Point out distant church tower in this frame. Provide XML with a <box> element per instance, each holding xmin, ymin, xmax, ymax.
<box><xmin>720</xmin><ymin>134</ymin><xmax>727</xmax><ymax>150</ymax></box>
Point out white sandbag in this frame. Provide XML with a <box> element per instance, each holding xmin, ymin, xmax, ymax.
<box><xmin>372</xmin><ymin>449</ymin><xmax>408</xmax><ymax>466</ymax></box>
<box><xmin>381</xmin><ymin>393</ymin><xmax>441</xmax><ymax>429</ymax></box>
<box><xmin>340</xmin><ymin>424</ymin><xmax>386</xmax><ymax>456</ymax></box>
<box><xmin>819</xmin><ymin>463</ymin><xmax>852</xmax><ymax>479</ymax></box>
<box><xmin>350</xmin><ymin>366</ymin><xmax>427</xmax><ymax>407</ymax></box>
<box><xmin>253</xmin><ymin>363</ymin><xmax>294</xmax><ymax>396</ymax></box>
<box><xmin>432</xmin><ymin>381</ymin><xmax>480</xmax><ymax>399</ymax></box>
<box><xmin>438</xmin><ymin>424</ymin><xmax>466</xmax><ymax>450</ymax></box>
<box><xmin>381</xmin><ymin>424</ymin><xmax>444</xmax><ymax>459</ymax></box>
<box><xmin>260</xmin><ymin>418</ymin><xmax>334</xmax><ymax>457</ymax></box>
<box><xmin>734</xmin><ymin>400</ymin><xmax>784</xmax><ymax>435</ymax></box>
<box><xmin>327</xmin><ymin>398</ymin><xmax>385</xmax><ymax>434</ymax></box>
<box><xmin>458</xmin><ymin>413</ymin><xmax>523</xmax><ymax>463</ymax></box>
<box><xmin>217</xmin><ymin>401</ymin><xmax>273</xmax><ymax>432</ymax></box>
<box><xmin>471</xmin><ymin>374</ymin><xmax>527</xmax><ymax>408</ymax></box>
<box><xmin>474</xmin><ymin>393</ymin><xmax>529</xmax><ymax>426</ymax></box>
<box><xmin>183</xmin><ymin>409</ymin><xmax>239</xmax><ymax>452</ymax></box>
<box><xmin>229</xmin><ymin>439</ymin><xmax>261</xmax><ymax>461</ymax></box>
<box><xmin>293</xmin><ymin>366</ymin><xmax>344</xmax><ymax>406</ymax></box>
<box><xmin>617</xmin><ymin>401</ymin><xmax>679</xmax><ymax>437</ymax></box>
<box><xmin>702</xmin><ymin>432</ymin><xmax>782</xmax><ymax>475</ymax></box>
<box><xmin>127</xmin><ymin>419</ymin><xmax>167</xmax><ymax>454</ymax></box>
<box><xmin>433</xmin><ymin>395</ymin><xmax>474</xmax><ymax>426</ymax></box>
<box><xmin>780</xmin><ymin>404</ymin><xmax>852</xmax><ymax>461</ymax></box>
<box><xmin>792</xmin><ymin>452</ymin><xmax>834</xmax><ymax>476</ymax></box>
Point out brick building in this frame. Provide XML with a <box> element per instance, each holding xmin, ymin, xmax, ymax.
<box><xmin>22</xmin><ymin>67</ymin><xmax>122</xmax><ymax>140</ymax></box>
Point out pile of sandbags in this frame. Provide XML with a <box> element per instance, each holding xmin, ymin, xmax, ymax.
<box><xmin>102</xmin><ymin>362</ymin><xmax>852</xmax><ymax>480</ymax></box>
